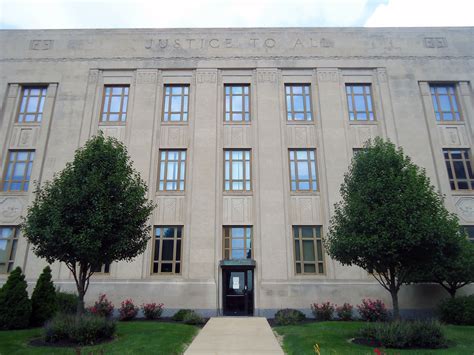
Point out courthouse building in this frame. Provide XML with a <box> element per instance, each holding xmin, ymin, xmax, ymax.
<box><xmin>0</xmin><ymin>27</ymin><xmax>473</xmax><ymax>317</ymax></box>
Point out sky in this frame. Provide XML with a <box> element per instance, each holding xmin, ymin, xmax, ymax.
<box><xmin>0</xmin><ymin>0</ymin><xmax>473</xmax><ymax>29</ymax></box>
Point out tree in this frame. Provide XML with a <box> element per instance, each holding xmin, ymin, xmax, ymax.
<box><xmin>0</xmin><ymin>267</ymin><xmax>31</xmax><ymax>329</ymax></box>
<box><xmin>326</xmin><ymin>138</ymin><xmax>461</xmax><ymax>320</ymax></box>
<box><xmin>22</xmin><ymin>135</ymin><xmax>154</xmax><ymax>314</ymax></box>
<box><xmin>30</xmin><ymin>266</ymin><xmax>57</xmax><ymax>326</ymax></box>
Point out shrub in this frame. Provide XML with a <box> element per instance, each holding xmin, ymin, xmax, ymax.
<box><xmin>358</xmin><ymin>320</ymin><xmax>447</xmax><ymax>349</ymax></box>
<box><xmin>172</xmin><ymin>309</ymin><xmax>193</xmax><ymax>321</ymax></box>
<box><xmin>88</xmin><ymin>294</ymin><xmax>114</xmax><ymax>318</ymax></box>
<box><xmin>438</xmin><ymin>295</ymin><xmax>474</xmax><ymax>325</ymax></box>
<box><xmin>56</xmin><ymin>291</ymin><xmax>79</xmax><ymax>315</ymax></box>
<box><xmin>275</xmin><ymin>308</ymin><xmax>306</xmax><ymax>325</ymax></box>
<box><xmin>44</xmin><ymin>313</ymin><xmax>116</xmax><ymax>345</ymax></box>
<box><xmin>0</xmin><ymin>267</ymin><xmax>31</xmax><ymax>330</ymax></box>
<box><xmin>31</xmin><ymin>266</ymin><xmax>57</xmax><ymax>326</ymax></box>
<box><xmin>311</xmin><ymin>302</ymin><xmax>335</xmax><ymax>321</ymax></box>
<box><xmin>142</xmin><ymin>302</ymin><xmax>164</xmax><ymax>320</ymax></box>
<box><xmin>182</xmin><ymin>310</ymin><xmax>205</xmax><ymax>325</ymax></box>
<box><xmin>336</xmin><ymin>303</ymin><xmax>353</xmax><ymax>321</ymax></box>
<box><xmin>119</xmin><ymin>299</ymin><xmax>138</xmax><ymax>321</ymax></box>
<box><xmin>357</xmin><ymin>299</ymin><xmax>389</xmax><ymax>322</ymax></box>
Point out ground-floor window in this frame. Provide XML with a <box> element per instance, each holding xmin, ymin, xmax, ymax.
<box><xmin>0</xmin><ymin>226</ymin><xmax>19</xmax><ymax>274</ymax></box>
<box><xmin>223</xmin><ymin>226</ymin><xmax>252</xmax><ymax>260</ymax></box>
<box><xmin>152</xmin><ymin>226</ymin><xmax>182</xmax><ymax>274</ymax></box>
<box><xmin>293</xmin><ymin>226</ymin><xmax>325</xmax><ymax>275</ymax></box>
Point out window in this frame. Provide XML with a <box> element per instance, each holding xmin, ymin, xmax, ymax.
<box><xmin>223</xmin><ymin>226</ymin><xmax>252</xmax><ymax>260</ymax></box>
<box><xmin>0</xmin><ymin>227</ymin><xmax>19</xmax><ymax>273</ymax></box>
<box><xmin>2</xmin><ymin>150</ymin><xmax>35</xmax><ymax>192</ymax></box>
<box><xmin>345</xmin><ymin>84</ymin><xmax>375</xmax><ymax>121</ymax></box>
<box><xmin>285</xmin><ymin>84</ymin><xmax>312</xmax><ymax>121</ymax></box>
<box><xmin>224</xmin><ymin>85</ymin><xmax>250</xmax><ymax>122</ymax></box>
<box><xmin>463</xmin><ymin>226</ymin><xmax>474</xmax><ymax>243</ymax></box>
<box><xmin>293</xmin><ymin>226</ymin><xmax>324</xmax><ymax>274</ymax></box>
<box><xmin>289</xmin><ymin>149</ymin><xmax>318</xmax><ymax>191</ymax></box>
<box><xmin>92</xmin><ymin>263</ymin><xmax>110</xmax><ymax>274</ymax></box>
<box><xmin>17</xmin><ymin>87</ymin><xmax>47</xmax><ymax>123</ymax></box>
<box><xmin>443</xmin><ymin>149</ymin><xmax>474</xmax><ymax>190</ymax></box>
<box><xmin>430</xmin><ymin>85</ymin><xmax>461</xmax><ymax>121</ymax></box>
<box><xmin>158</xmin><ymin>150</ymin><xmax>186</xmax><ymax>191</ymax></box>
<box><xmin>163</xmin><ymin>85</ymin><xmax>189</xmax><ymax>122</ymax></box>
<box><xmin>152</xmin><ymin>226</ymin><xmax>182</xmax><ymax>274</ymax></box>
<box><xmin>224</xmin><ymin>150</ymin><xmax>251</xmax><ymax>191</ymax></box>
<box><xmin>100</xmin><ymin>86</ymin><xmax>129</xmax><ymax>122</ymax></box>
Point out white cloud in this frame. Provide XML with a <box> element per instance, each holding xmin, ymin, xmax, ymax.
<box><xmin>365</xmin><ymin>0</ymin><xmax>474</xmax><ymax>27</ymax></box>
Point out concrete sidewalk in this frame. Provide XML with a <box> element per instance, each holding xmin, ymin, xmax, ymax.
<box><xmin>184</xmin><ymin>317</ymin><xmax>284</xmax><ymax>355</ymax></box>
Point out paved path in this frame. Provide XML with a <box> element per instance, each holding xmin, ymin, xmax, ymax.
<box><xmin>184</xmin><ymin>317</ymin><xmax>284</xmax><ymax>355</ymax></box>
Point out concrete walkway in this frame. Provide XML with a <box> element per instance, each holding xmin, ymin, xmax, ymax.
<box><xmin>184</xmin><ymin>317</ymin><xmax>284</xmax><ymax>355</ymax></box>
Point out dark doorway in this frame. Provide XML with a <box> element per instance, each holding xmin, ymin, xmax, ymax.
<box><xmin>222</xmin><ymin>267</ymin><xmax>254</xmax><ymax>316</ymax></box>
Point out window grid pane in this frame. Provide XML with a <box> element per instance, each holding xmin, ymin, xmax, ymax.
<box><xmin>431</xmin><ymin>85</ymin><xmax>461</xmax><ymax>122</ymax></box>
<box><xmin>289</xmin><ymin>149</ymin><xmax>318</xmax><ymax>191</ymax></box>
<box><xmin>0</xmin><ymin>227</ymin><xmax>19</xmax><ymax>274</ymax></box>
<box><xmin>285</xmin><ymin>84</ymin><xmax>313</xmax><ymax>121</ymax></box>
<box><xmin>443</xmin><ymin>149</ymin><xmax>474</xmax><ymax>190</ymax></box>
<box><xmin>293</xmin><ymin>226</ymin><xmax>324</xmax><ymax>275</ymax></box>
<box><xmin>100</xmin><ymin>85</ymin><xmax>129</xmax><ymax>122</ymax></box>
<box><xmin>224</xmin><ymin>85</ymin><xmax>250</xmax><ymax>122</ymax></box>
<box><xmin>163</xmin><ymin>85</ymin><xmax>190</xmax><ymax>122</ymax></box>
<box><xmin>158</xmin><ymin>150</ymin><xmax>186</xmax><ymax>191</ymax></box>
<box><xmin>223</xmin><ymin>226</ymin><xmax>252</xmax><ymax>260</ymax></box>
<box><xmin>17</xmin><ymin>86</ymin><xmax>47</xmax><ymax>123</ymax></box>
<box><xmin>2</xmin><ymin>150</ymin><xmax>35</xmax><ymax>192</ymax></box>
<box><xmin>224</xmin><ymin>149</ymin><xmax>251</xmax><ymax>191</ymax></box>
<box><xmin>152</xmin><ymin>226</ymin><xmax>182</xmax><ymax>274</ymax></box>
<box><xmin>345</xmin><ymin>84</ymin><xmax>375</xmax><ymax>121</ymax></box>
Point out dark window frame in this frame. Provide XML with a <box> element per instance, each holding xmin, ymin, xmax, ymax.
<box><xmin>430</xmin><ymin>84</ymin><xmax>462</xmax><ymax>122</ymax></box>
<box><xmin>0</xmin><ymin>226</ymin><xmax>19</xmax><ymax>274</ymax></box>
<box><xmin>293</xmin><ymin>225</ymin><xmax>325</xmax><ymax>275</ymax></box>
<box><xmin>289</xmin><ymin>149</ymin><xmax>318</xmax><ymax>192</ymax></box>
<box><xmin>443</xmin><ymin>149</ymin><xmax>474</xmax><ymax>190</ymax></box>
<box><xmin>224</xmin><ymin>84</ymin><xmax>250</xmax><ymax>122</ymax></box>
<box><xmin>152</xmin><ymin>226</ymin><xmax>183</xmax><ymax>274</ymax></box>
<box><xmin>2</xmin><ymin>150</ymin><xmax>35</xmax><ymax>192</ymax></box>
<box><xmin>157</xmin><ymin>150</ymin><xmax>187</xmax><ymax>192</ymax></box>
<box><xmin>285</xmin><ymin>84</ymin><xmax>313</xmax><ymax>121</ymax></box>
<box><xmin>162</xmin><ymin>84</ymin><xmax>190</xmax><ymax>122</ymax></box>
<box><xmin>345</xmin><ymin>84</ymin><xmax>375</xmax><ymax>121</ymax></box>
<box><xmin>17</xmin><ymin>86</ymin><xmax>47</xmax><ymax>123</ymax></box>
<box><xmin>224</xmin><ymin>149</ymin><xmax>252</xmax><ymax>192</ymax></box>
<box><xmin>223</xmin><ymin>226</ymin><xmax>252</xmax><ymax>260</ymax></box>
<box><xmin>100</xmin><ymin>85</ymin><xmax>129</xmax><ymax>123</ymax></box>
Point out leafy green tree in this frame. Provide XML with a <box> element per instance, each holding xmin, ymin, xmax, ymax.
<box><xmin>30</xmin><ymin>266</ymin><xmax>57</xmax><ymax>326</ymax></box>
<box><xmin>0</xmin><ymin>267</ymin><xmax>31</xmax><ymax>329</ymax></box>
<box><xmin>326</xmin><ymin>138</ymin><xmax>461</xmax><ymax>320</ymax></box>
<box><xmin>22</xmin><ymin>135</ymin><xmax>154</xmax><ymax>314</ymax></box>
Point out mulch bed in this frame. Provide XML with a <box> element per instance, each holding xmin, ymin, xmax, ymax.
<box><xmin>130</xmin><ymin>317</ymin><xmax>209</xmax><ymax>328</ymax></box>
<box><xmin>351</xmin><ymin>338</ymin><xmax>450</xmax><ymax>350</ymax></box>
<box><xmin>267</xmin><ymin>318</ymin><xmax>318</xmax><ymax>327</ymax></box>
<box><xmin>29</xmin><ymin>336</ymin><xmax>115</xmax><ymax>348</ymax></box>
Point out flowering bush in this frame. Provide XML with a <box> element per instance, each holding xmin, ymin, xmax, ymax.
<box><xmin>311</xmin><ymin>302</ymin><xmax>335</xmax><ymax>321</ymax></box>
<box><xmin>141</xmin><ymin>303</ymin><xmax>164</xmax><ymax>320</ymax></box>
<box><xmin>119</xmin><ymin>299</ymin><xmax>139</xmax><ymax>321</ymax></box>
<box><xmin>336</xmin><ymin>303</ymin><xmax>353</xmax><ymax>321</ymax></box>
<box><xmin>87</xmin><ymin>294</ymin><xmax>114</xmax><ymax>318</ymax></box>
<box><xmin>357</xmin><ymin>299</ymin><xmax>389</xmax><ymax>322</ymax></box>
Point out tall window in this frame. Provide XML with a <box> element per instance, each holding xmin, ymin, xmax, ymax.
<box><xmin>2</xmin><ymin>150</ymin><xmax>35</xmax><ymax>192</ymax></box>
<box><xmin>289</xmin><ymin>149</ymin><xmax>318</xmax><ymax>191</ymax></box>
<box><xmin>223</xmin><ymin>226</ymin><xmax>252</xmax><ymax>260</ymax></box>
<box><xmin>158</xmin><ymin>150</ymin><xmax>186</xmax><ymax>191</ymax></box>
<box><xmin>430</xmin><ymin>85</ymin><xmax>461</xmax><ymax>121</ymax></box>
<box><xmin>443</xmin><ymin>149</ymin><xmax>474</xmax><ymax>190</ymax></box>
<box><xmin>152</xmin><ymin>226</ymin><xmax>182</xmax><ymax>274</ymax></box>
<box><xmin>345</xmin><ymin>84</ymin><xmax>375</xmax><ymax>121</ymax></box>
<box><xmin>92</xmin><ymin>263</ymin><xmax>110</xmax><ymax>274</ymax></box>
<box><xmin>163</xmin><ymin>85</ymin><xmax>189</xmax><ymax>122</ymax></box>
<box><xmin>225</xmin><ymin>85</ymin><xmax>250</xmax><ymax>122</ymax></box>
<box><xmin>293</xmin><ymin>226</ymin><xmax>324</xmax><ymax>274</ymax></box>
<box><xmin>224</xmin><ymin>150</ymin><xmax>251</xmax><ymax>191</ymax></box>
<box><xmin>101</xmin><ymin>86</ymin><xmax>129</xmax><ymax>122</ymax></box>
<box><xmin>0</xmin><ymin>227</ymin><xmax>19</xmax><ymax>274</ymax></box>
<box><xmin>17</xmin><ymin>87</ymin><xmax>47</xmax><ymax>123</ymax></box>
<box><xmin>285</xmin><ymin>84</ymin><xmax>312</xmax><ymax>121</ymax></box>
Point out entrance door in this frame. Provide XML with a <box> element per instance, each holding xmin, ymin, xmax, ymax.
<box><xmin>223</xmin><ymin>268</ymin><xmax>254</xmax><ymax>316</ymax></box>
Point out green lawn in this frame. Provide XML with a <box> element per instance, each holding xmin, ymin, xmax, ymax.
<box><xmin>0</xmin><ymin>321</ymin><xmax>198</xmax><ymax>355</ymax></box>
<box><xmin>274</xmin><ymin>321</ymin><xmax>474</xmax><ymax>355</ymax></box>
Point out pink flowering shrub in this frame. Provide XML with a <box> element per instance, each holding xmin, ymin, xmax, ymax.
<box><xmin>87</xmin><ymin>294</ymin><xmax>114</xmax><ymax>318</ymax></box>
<box><xmin>336</xmin><ymin>303</ymin><xmax>354</xmax><ymax>321</ymax></box>
<box><xmin>119</xmin><ymin>299</ymin><xmax>139</xmax><ymax>321</ymax></box>
<box><xmin>311</xmin><ymin>302</ymin><xmax>335</xmax><ymax>321</ymax></box>
<box><xmin>357</xmin><ymin>299</ymin><xmax>389</xmax><ymax>322</ymax></box>
<box><xmin>141</xmin><ymin>303</ymin><xmax>164</xmax><ymax>320</ymax></box>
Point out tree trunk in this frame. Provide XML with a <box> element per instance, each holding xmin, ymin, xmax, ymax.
<box><xmin>390</xmin><ymin>289</ymin><xmax>400</xmax><ymax>321</ymax></box>
<box><xmin>448</xmin><ymin>288</ymin><xmax>456</xmax><ymax>299</ymax></box>
<box><xmin>76</xmin><ymin>285</ymin><xmax>85</xmax><ymax>315</ymax></box>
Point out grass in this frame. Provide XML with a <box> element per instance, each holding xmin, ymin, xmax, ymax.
<box><xmin>0</xmin><ymin>321</ymin><xmax>199</xmax><ymax>355</ymax></box>
<box><xmin>274</xmin><ymin>321</ymin><xmax>474</xmax><ymax>355</ymax></box>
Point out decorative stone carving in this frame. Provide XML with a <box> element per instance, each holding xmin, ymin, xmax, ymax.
<box><xmin>456</xmin><ymin>197</ymin><xmax>474</xmax><ymax>222</ymax></box>
<box><xmin>136</xmin><ymin>71</ymin><xmax>157</xmax><ymax>84</ymax></box>
<box><xmin>317</xmin><ymin>70</ymin><xmax>338</xmax><ymax>82</ymax></box>
<box><xmin>231</xmin><ymin>127</ymin><xmax>244</xmax><ymax>146</ymax></box>
<box><xmin>0</xmin><ymin>197</ymin><xmax>24</xmax><ymax>223</ymax></box>
<box><xmin>197</xmin><ymin>71</ymin><xmax>217</xmax><ymax>84</ymax></box>
<box><xmin>424</xmin><ymin>37</ymin><xmax>447</xmax><ymax>48</ymax></box>
<box><xmin>8</xmin><ymin>84</ymin><xmax>19</xmax><ymax>98</ymax></box>
<box><xmin>19</xmin><ymin>128</ymin><xmax>33</xmax><ymax>146</ymax></box>
<box><xmin>88</xmin><ymin>70</ymin><xmax>99</xmax><ymax>83</ymax></box>
<box><xmin>231</xmin><ymin>199</ymin><xmax>244</xmax><ymax>223</ymax></box>
<box><xmin>377</xmin><ymin>68</ymin><xmax>388</xmax><ymax>83</ymax></box>
<box><xmin>257</xmin><ymin>70</ymin><xmax>276</xmax><ymax>83</ymax></box>
<box><xmin>445</xmin><ymin>127</ymin><xmax>460</xmax><ymax>145</ymax></box>
<box><xmin>29</xmin><ymin>40</ymin><xmax>53</xmax><ymax>50</ymax></box>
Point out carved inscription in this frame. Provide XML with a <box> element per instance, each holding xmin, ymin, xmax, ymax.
<box><xmin>29</xmin><ymin>40</ymin><xmax>54</xmax><ymax>50</ymax></box>
<box><xmin>424</xmin><ymin>37</ymin><xmax>447</xmax><ymax>48</ymax></box>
